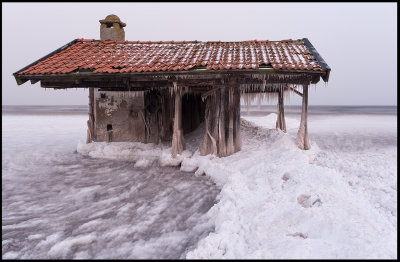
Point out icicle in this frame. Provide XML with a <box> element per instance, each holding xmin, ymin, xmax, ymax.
<box><xmin>262</xmin><ymin>74</ymin><xmax>266</xmax><ymax>92</ymax></box>
<box><xmin>257</xmin><ymin>92</ymin><xmax>262</xmax><ymax>109</ymax></box>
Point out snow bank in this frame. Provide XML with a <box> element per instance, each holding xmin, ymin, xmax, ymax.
<box><xmin>77</xmin><ymin>141</ymin><xmax>194</xmax><ymax>171</ymax></box>
<box><xmin>76</xmin><ymin>113</ymin><xmax>397</xmax><ymax>259</ymax></box>
<box><xmin>187</xmin><ymin>115</ymin><xmax>396</xmax><ymax>259</ymax></box>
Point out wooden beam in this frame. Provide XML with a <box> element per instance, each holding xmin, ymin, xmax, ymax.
<box><xmin>201</xmin><ymin>87</ymin><xmax>219</xmax><ymax>100</ymax></box>
<box><xmin>20</xmin><ymin>70</ymin><xmax>320</xmax><ymax>84</ymax></box>
<box><xmin>311</xmin><ymin>75</ymin><xmax>320</xmax><ymax>84</ymax></box>
<box><xmin>289</xmin><ymin>86</ymin><xmax>303</xmax><ymax>97</ymax></box>
<box><xmin>41</xmin><ymin>81</ymin><xmax>75</xmax><ymax>88</ymax></box>
<box><xmin>19</xmin><ymin>69</ymin><xmax>324</xmax><ymax>80</ymax></box>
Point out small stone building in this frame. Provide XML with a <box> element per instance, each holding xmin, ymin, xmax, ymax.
<box><xmin>13</xmin><ymin>14</ymin><xmax>331</xmax><ymax>157</ymax></box>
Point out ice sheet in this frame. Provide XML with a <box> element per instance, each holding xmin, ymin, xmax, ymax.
<box><xmin>2</xmin><ymin>108</ymin><xmax>397</xmax><ymax>259</ymax></box>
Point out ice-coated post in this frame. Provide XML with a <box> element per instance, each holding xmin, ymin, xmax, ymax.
<box><xmin>171</xmin><ymin>87</ymin><xmax>185</xmax><ymax>157</ymax></box>
<box><xmin>297</xmin><ymin>84</ymin><xmax>310</xmax><ymax>150</ymax></box>
<box><xmin>276</xmin><ymin>88</ymin><xmax>287</xmax><ymax>133</ymax></box>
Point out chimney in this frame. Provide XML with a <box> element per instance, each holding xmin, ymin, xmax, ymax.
<box><xmin>99</xmin><ymin>14</ymin><xmax>126</xmax><ymax>41</ymax></box>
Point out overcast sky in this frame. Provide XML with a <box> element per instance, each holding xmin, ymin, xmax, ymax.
<box><xmin>2</xmin><ymin>2</ymin><xmax>397</xmax><ymax>105</ymax></box>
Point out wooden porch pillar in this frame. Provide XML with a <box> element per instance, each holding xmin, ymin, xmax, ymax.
<box><xmin>200</xmin><ymin>88</ymin><xmax>219</xmax><ymax>156</ymax></box>
<box><xmin>227</xmin><ymin>86</ymin><xmax>242</xmax><ymax>155</ymax></box>
<box><xmin>171</xmin><ymin>88</ymin><xmax>185</xmax><ymax>157</ymax></box>
<box><xmin>297</xmin><ymin>84</ymin><xmax>310</xmax><ymax>150</ymax></box>
<box><xmin>218</xmin><ymin>86</ymin><xmax>227</xmax><ymax>156</ymax></box>
<box><xmin>233</xmin><ymin>85</ymin><xmax>242</xmax><ymax>152</ymax></box>
<box><xmin>86</xmin><ymin>88</ymin><xmax>95</xmax><ymax>143</ymax></box>
<box><xmin>276</xmin><ymin>89</ymin><xmax>287</xmax><ymax>133</ymax></box>
<box><xmin>200</xmin><ymin>86</ymin><xmax>241</xmax><ymax>157</ymax></box>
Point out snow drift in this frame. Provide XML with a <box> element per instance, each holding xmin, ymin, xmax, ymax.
<box><xmin>77</xmin><ymin>113</ymin><xmax>397</xmax><ymax>259</ymax></box>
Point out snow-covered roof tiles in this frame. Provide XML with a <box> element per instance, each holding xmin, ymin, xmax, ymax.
<box><xmin>15</xmin><ymin>38</ymin><xmax>330</xmax><ymax>76</ymax></box>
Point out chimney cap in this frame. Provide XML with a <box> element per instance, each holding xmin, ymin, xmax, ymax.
<box><xmin>99</xmin><ymin>14</ymin><xmax>126</xmax><ymax>27</ymax></box>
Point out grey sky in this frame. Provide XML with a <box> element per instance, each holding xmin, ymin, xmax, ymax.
<box><xmin>2</xmin><ymin>2</ymin><xmax>397</xmax><ymax>105</ymax></box>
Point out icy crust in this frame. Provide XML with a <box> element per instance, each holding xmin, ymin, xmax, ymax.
<box><xmin>187</xmin><ymin>117</ymin><xmax>396</xmax><ymax>259</ymax></box>
<box><xmin>77</xmin><ymin>141</ymin><xmax>194</xmax><ymax>170</ymax></box>
<box><xmin>76</xmin><ymin>114</ymin><xmax>396</xmax><ymax>259</ymax></box>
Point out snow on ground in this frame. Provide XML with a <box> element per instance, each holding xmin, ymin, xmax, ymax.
<box><xmin>3</xmin><ymin>109</ymin><xmax>397</xmax><ymax>259</ymax></box>
<box><xmin>187</xmin><ymin>114</ymin><xmax>397</xmax><ymax>259</ymax></box>
<box><xmin>75</xmin><ymin>111</ymin><xmax>397</xmax><ymax>259</ymax></box>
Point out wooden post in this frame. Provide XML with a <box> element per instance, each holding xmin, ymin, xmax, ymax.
<box><xmin>86</xmin><ymin>88</ymin><xmax>95</xmax><ymax>143</ymax></box>
<box><xmin>200</xmin><ymin>89</ymin><xmax>219</xmax><ymax>156</ymax></box>
<box><xmin>200</xmin><ymin>95</ymin><xmax>212</xmax><ymax>156</ymax></box>
<box><xmin>233</xmin><ymin>85</ymin><xmax>242</xmax><ymax>152</ymax></box>
<box><xmin>297</xmin><ymin>84</ymin><xmax>310</xmax><ymax>150</ymax></box>
<box><xmin>218</xmin><ymin>87</ymin><xmax>227</xmax><ymax>156</ymax></box>
<box><xmin>226</xmin><ymin>86</ymin><xmax>235</xmax><ymax>155</ymax></box>
<box><xmin>171</xmin><ymin>88</ymin><xmax>185</xmax><ymax>157</ymax></box>
<box><xmin>200</xmin><ymin>85</ymin><xmax>242</xmax><ymax>157</ymax></box>
<box><xmin>276</xmin><ymin>88</ymin><xmax>287</xmax><ymax>133</ymax></box>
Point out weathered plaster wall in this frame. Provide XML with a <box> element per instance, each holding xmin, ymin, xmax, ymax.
<box><xmin>94</xmin><ymin>89</ymin><xmax>146</xmax><ymax>142</ymax></box>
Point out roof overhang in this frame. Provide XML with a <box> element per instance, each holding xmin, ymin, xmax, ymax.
<box><xmin>14</xmin><ymin>69</ymin><xmax>327</xmax><ymax>88</ymax></box>
<box><xmin>302</xmin><ymin>38</ymin><xmax>331</xmax><ymax>82</ymax></box>
<box><xmin>14</xmin><ymin>69</ymin><xmax>324</xmax><ymax>90</ymax></box>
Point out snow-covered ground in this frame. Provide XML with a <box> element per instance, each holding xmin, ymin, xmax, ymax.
<box><xmin>2</xmin><ymin>106</ymin><xmax>397</xmax><ymax>259</ymax></box>
<box><xmin>187</xmin><ymin>113</ymin><xmax>397</xmax><ymax>259</ymax></box>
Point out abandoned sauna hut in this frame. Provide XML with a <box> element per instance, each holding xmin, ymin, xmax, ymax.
<box><xmin>13</xmin><ymin>14</ymin><xmax>331</xmax><ymax>158</ymax></box>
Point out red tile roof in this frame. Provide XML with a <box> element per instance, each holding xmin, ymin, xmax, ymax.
<box><xmin>16</xmin><ymin>38</ymin><xmax>328</xmax><ymax>75</ymax></box>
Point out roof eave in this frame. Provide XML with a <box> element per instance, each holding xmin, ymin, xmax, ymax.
<box><xmin>13</xmin><ymin>38</ymin><xmax>80</xmax><ymax>85</ymax></box>
<box><xmin>16</xmin><ymin>69</ymin><xmax>326</xmax><ymax>82</ymax></box>
<box><xmin>321</xmin><ymin>69</ymin><xmax>331</xmax><ymax>82</ymax></box>
<box><xmin>302</xmin><ymin>38</ymin><xmax>331</xmax><ymax>82</ymax></box>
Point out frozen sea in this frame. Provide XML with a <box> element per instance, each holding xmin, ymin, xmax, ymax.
<box><xmin>2</xmin><ymin>105</ymin><xmax>220</xmax><ymax>259</ymax></box>
<box><xmin>2</xmin><ymin>104</ymin><xmax>397</xmax><ymax>259</ymax></box>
